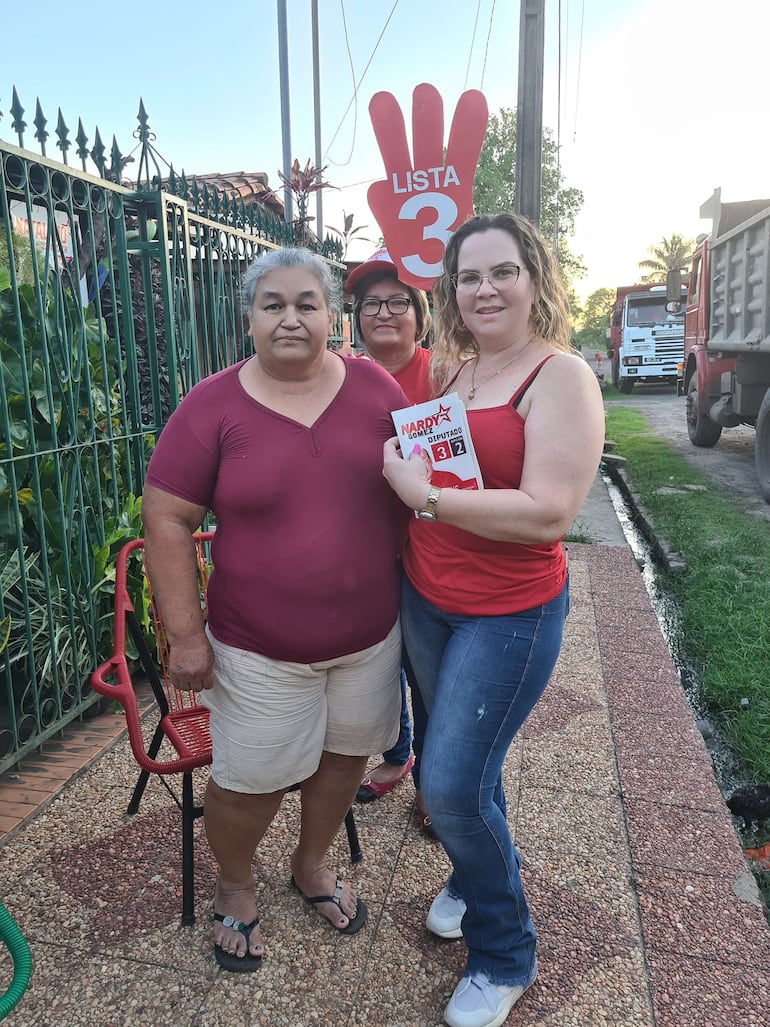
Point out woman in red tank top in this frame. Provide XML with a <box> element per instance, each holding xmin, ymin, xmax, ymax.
<box><xmin>383</xmin><ymin>213</ymin><xmax>605</xmax><ymax>1027</ymax></box>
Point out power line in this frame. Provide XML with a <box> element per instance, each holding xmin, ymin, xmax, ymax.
<box><xmin>327</xmin><ymin>0</ymin><xmax>359</xmax><ymax>168</ymax></box>
<box><xmin>479</xmin><ymin>0</ymin><xmax>497</xmax><ymax>89</ymax></box>
<box><xmin>323</xmin><ymin>0</ymin><xmax>401</xmax><ymax>166</ymax></box>
<box><xmin>464</xmin><ymin>0</ymin><xmax>483</xmax><ymax>91</ymax></box>
<box><xmin>573</xmin><ymin>0</ymin><xmax>585</xmax><ymax>144</ymax></box>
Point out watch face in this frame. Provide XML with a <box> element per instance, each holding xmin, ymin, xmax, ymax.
<box><xmin>416</xmin><ymin>509</ymin><xmax>437</xmax><ymax>521</ymax></box>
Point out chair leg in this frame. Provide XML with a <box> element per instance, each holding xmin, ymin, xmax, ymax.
<box><xmin>344</xmin><ymin>808</ymin><xmax>362</xmax><ymax>864</ymax></box>
<box><xmin>181</xmin><ymin>772</ymin><xmax>196</xmax><ymax>926</ymax></box>
<box><xmin>127</xmin><ymin>723</ymin><xmax>165</xmax><ymax>815</ymax></box>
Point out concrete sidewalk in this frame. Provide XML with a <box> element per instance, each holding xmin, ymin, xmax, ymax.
<box><xmin>1</xmin><ymin>475</ymin><xmax>769</xmax><ymax>1026</ymax></box>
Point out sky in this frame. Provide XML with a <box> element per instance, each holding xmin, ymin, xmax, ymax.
<box><xmin>4</xmin><ymin>0</ymin><xmax>770</xmax><ymax>304</ymax></box>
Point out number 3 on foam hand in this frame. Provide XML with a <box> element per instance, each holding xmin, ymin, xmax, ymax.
<box><xmin>366</xmin><ymin>84</ymin><xmax>488</xmax><ymax>289</ymax></box>
<box><xmin>399</xmin><ymin>193</ymin><xmax>459</xmax><ymax>280</ymax></box>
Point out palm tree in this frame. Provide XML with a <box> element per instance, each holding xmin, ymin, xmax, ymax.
<box><xmin>638</xmin><ymin>233</ymin><xmax>695</xmax><ymax>283</ymax></box>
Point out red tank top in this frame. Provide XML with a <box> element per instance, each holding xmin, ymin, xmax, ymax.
<box><xmin>403</xmin><ymin>357</ymin><xmax>566</xmax><ymax>615</ymax></box>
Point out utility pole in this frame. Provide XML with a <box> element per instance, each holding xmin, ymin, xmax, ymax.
<box><xmin>515</xmin><ymin>0</ymin><xmax>545</xmax><ymax>227</ymax></box>
<box><xmin>277</xmin><ymin>0</ymin><xmax>293</xmax><ymax>224</ymax></box>
<box><xmin>311</xmin><ymin>0</ymin><xmax>323</xmax><ymax>240</ymax></box>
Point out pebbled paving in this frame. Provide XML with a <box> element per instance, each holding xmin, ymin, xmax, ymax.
<box><xmin>1</xmin><ymin>477</ymin><xmax>768</xmax><ymax>1026</ymax></box>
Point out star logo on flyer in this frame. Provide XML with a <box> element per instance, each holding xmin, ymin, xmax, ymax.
<box><xmin>367</xmin><ymin>83</ymin><xmax>489</xmax><ymax>290</ymax></box>
<box><xmin>435</xmin><ymin>402</ymin><xmax>452</xmax><ymax>425</ymax></box>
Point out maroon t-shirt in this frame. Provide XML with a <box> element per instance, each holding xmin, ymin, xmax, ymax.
<box><xmin>145</xmin><ymin>356</ymin><xmax>409</xmax><ymax>663</ymax></box>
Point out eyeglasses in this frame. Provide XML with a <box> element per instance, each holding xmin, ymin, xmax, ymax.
<box><xmin>359</xmin><ymin>296</ymin><xmax>412</xmax><ymax>317</ymax></box>
<box><xmin>451</xmin><ymin>264</ymin><xmax>522</xmax><ymax>292</ymax></box>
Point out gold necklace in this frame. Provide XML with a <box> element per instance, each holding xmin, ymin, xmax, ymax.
<box><xmin>467</xmin><ymin>338</ymin><xmax>534</xmax><ymax>400</ymax></box>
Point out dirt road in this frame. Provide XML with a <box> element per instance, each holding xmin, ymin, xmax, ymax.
<box><xmin>605</xmin><ymin>381</ymin><xmax>770</xmax><ymax>523</ymax></box>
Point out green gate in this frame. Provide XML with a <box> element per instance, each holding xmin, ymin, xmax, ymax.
<box><xmin>0</xmin><ymin>89</ymin><xmax>344</xmax><ymax>772</ymax></box>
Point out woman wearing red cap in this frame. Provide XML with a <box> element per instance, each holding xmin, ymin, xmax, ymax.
<box><xmin>347</xmin><ymin>249</ymin><xmax>435</xmax><ymax>837</ymax></box>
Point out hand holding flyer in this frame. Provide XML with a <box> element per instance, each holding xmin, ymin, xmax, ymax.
<box><xmin>391</xmin><ymin>393</ymin><xmax>483</xmax><ymax>491</ymax></box>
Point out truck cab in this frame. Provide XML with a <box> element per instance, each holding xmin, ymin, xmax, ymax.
<box><xmin>610</xmin><ymin>284</ymin><xmax>686</xmax><ymax>394</ymax></box>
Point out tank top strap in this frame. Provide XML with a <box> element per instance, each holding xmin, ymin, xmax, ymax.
<box><xmin>439</xmin><ymin>358</ymin><xmax>474</xmax><ymax>397</ymax></box>
<box><xmin>511</xmin><ymin>354</ymin><xmax>557</xmax><ymax>410</ymax></box>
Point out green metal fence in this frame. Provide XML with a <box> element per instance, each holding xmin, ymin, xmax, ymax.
<box><xmin>0</xmin><ymin>89</ymin><xmax>345</xmax><ymax>772</ymax></box>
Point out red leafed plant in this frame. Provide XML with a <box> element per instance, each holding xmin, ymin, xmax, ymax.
<box><xmin>277</xmin><ymin>159</ymin><xmax>334</xmax><ymax>245</ymax></box>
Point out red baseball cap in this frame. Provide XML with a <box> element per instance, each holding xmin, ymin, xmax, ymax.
<box><xmin>345</xmin><ymin>247</ymin><xmax>398</xmax><ymax>293</ymax></box>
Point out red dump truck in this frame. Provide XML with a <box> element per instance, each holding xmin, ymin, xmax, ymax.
<box><xmin>670</xmin><ymin>188</ymin><xmax>770</xmax><ymax>502</ymax></box>
<box><xmin>607</xmin><ymin>283</ymin><xmax>686</xmax><ymax>394</ymax></box>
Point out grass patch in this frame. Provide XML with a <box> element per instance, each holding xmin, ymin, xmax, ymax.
<box><xmin>604</xmin><ymin>406</ymin><xmax>770</xmax><ymax>780</ymax></box>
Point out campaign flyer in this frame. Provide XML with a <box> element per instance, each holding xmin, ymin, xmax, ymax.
<box><xmin>391</xmin><ymin>392</ymin><xmax>484</xmax><ymax>491</ymax></box>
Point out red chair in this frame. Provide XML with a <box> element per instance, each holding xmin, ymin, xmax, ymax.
<box><xmin>91</xmin><ymin>533</ymin><xmax>361</xmax><ymax>926</ymax></box>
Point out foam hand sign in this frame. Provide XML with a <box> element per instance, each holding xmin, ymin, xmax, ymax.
<box><xmin>367</xmin><ymin>83</ymin><xmax>488</xmax><ymax>291</ymax></box>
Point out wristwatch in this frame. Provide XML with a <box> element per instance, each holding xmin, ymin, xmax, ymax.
<box><xmin>417</xmin><ymin>485</ymin><xmax>441</xmax><ymax>521</ymax></box>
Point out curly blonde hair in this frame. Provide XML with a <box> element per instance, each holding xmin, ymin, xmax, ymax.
<box><xmin>430</xmin><ymin>212</ymin><xmax>573</xmax><ymax>390</ymax></box>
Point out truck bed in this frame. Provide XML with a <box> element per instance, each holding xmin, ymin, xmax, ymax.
<box><xmin>708</xmin><ymin>200</ymin><xmax>770</xmax><ymax>353</ymax></box>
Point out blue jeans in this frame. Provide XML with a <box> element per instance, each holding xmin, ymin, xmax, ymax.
<box><xmin>401</xmin><ymin>575</ymin><xmax>569</xmax><ymax>986</ymax></box>
<box><xmin>383</xmin><ymin>666</ymin><xmax>413</xmax><ymax>765</ymax></box>
<box><xmin>382</xmin><ymin>649</ymin><xmax>428</xmax><ymax>784</ymax></box>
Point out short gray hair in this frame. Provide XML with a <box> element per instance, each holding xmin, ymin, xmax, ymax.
<box><xmin>241</xmin><ymin>247</ymin><xmax>341</xmax><ymax>316</ymax></box>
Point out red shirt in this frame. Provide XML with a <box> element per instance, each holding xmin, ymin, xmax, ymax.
<box><xmin>403</xmin><ymin>359</ymin><xmax>566</xmax><ymax>615</ymax></box>
<box><xmin>145</xmin><ymin>356</ymin><xmax>410</xmax><ymax>662</ymax></box>
<box><xmin>357</xmin><ymin>345</ymin><xmax>432</xmax><ymax>405</ymax></box>
<box><xmin>392</xmin><ymin>345</ymin><xmax>432</xmax><ymax>404</ymax></box>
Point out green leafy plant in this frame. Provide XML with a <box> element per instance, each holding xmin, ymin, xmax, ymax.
<box><xmin>328</xmin><ymin>211</ymin><xmax>372</xmax><ymax>260</ymax></box>
<box><xmin>92</xmin><ymin>493</ymin><xmax>152</xmax><ymax>660</ymax></box>
<box><xmin>0</xmin><ymin>259</ymin><xmax>141</xmax><ymax>721</ymax></box>
<box><xmin>0</xmin><ymin>226</ymin><xmax>42</xmax><ymax>289</ymax></box>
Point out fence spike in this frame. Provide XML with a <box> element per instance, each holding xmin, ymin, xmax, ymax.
<box><xmin>75</xmin><ymin>119</ymin><xmax>90</xmax><ymax>170</ymax></box>
<box><xmin>55</xmin><ymin>109</ymin><xmax>71</xmax><ymax>165</ymax></box>
<box><xmin>10</xmin><ymin>87</ymin><xmax>26</xmax><ymax>148</ymax></box>
<box><xmin>91</xmin><ymin>128</ymin><xmax>106</xmax><ymax>177</ymax></box>
<box><xmin>109</xmin><ymin>135</ymin><xmax>126</xmax><ymax>183</ymax></box>
<box><xmin>34</xmin><ymin>100</ymin><xmax>48</xmax><ymax>157</ymax></box>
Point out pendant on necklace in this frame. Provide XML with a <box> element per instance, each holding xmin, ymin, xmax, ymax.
<box><xmin>467</xmin><ymin>387</ymin><xmax>475</xmax><ymax>400</ymax></box>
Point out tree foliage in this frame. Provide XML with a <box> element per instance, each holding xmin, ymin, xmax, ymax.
<box><xmin>0</xmin><ymin>227</ymin><xmax>41</xmax><ymax>287</ymax></box>
<box><xmin>472</xmin><ymin>108</ymin><xmax>585</xmax><ymax>282</ymax></box>
<box><xmin>574</xmin><ymin>287</ymin><xmax>615</xmax><ymax>350</ymax></box>
<box><xmin>638</xmin><ymin>233</ymin><xmax>694</xmax><ymax>283</ymax></box>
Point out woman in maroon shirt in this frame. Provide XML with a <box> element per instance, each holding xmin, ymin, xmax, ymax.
<box><xmin>143</xmin><ymin>247</ymin><xmax>408</xmax><ymax>973</ymax></box>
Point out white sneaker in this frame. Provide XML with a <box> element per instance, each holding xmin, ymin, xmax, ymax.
<box><xmin>443</xmin><ymin>966</ymin><xmax>538</xmax><ymax>1027</ymax></box>
<box><xmin>426</xmin><ymin>886</ymin><xmax>466</xmax><ymax>939</ymax></box>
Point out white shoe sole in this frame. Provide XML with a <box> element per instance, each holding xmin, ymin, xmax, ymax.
<box><xmin>443</xmin><ymin>970</ymin><xmax>538</xmax><ymax>1027</ymax></box>
<box><xmin>427</xmin><ymin>919</ymin><xmax>464</xmax><ymax>939</ymax></box>
<box><xmin>426</xmin><ymin>889</ymin><xmax>465</xmax><ymax>939</ymax></box>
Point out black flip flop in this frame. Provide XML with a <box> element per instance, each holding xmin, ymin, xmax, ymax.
<box><xmin>213</xmin><ymin>914</ymin><xmax>262</xmax><ymax>972</ymax></box>
<box><xmin>291</xmin><ymin>875</ymin><xmax>368</xmax><ymax>935</ymax></box>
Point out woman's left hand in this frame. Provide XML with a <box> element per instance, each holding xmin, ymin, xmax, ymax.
<box><xmin>383</xmin><ymin>437</ymin><xmax>432</xmax><ymax>510</ymax></box>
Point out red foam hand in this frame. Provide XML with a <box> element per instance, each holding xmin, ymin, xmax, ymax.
<box><xmin>367</xmin><ymin>83</ymin><xmax>489</xmax><ymax>290</ymax></box>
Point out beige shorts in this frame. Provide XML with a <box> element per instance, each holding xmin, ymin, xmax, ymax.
<box><xmin>200</xmin><ymin>620</ymin><xmax>402</xmax><ymax>794</ymax></box>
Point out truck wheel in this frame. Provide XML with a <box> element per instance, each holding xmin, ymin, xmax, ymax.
<box><xmin>686</xmin><ymin>376</ymin><xmax>721</xmax><ymax>447</ymax></box>
<box><xmin>619</xmin><ymin>379</ymin><xmax>634</xmax><ymax>395</ymax></box>
<box><xmin>755</xmin><ymin>387</ymin><xmax>770</xmax><ymax>503</ymax></box>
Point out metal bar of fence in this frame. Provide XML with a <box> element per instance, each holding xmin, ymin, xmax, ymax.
<box><xmin>1</xmin><ymin>121</ymin><xmax>345</xmax><ymax>771</ymax></box>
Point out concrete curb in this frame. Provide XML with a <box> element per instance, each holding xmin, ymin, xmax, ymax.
<box><xmin>603</xmin><ymin>462</ymin><xmax>687</xmax><ymax>572</ymax></box>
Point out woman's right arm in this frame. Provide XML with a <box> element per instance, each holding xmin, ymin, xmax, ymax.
<box><xmin>141</xmin><ymin>483</ymin><xmax>213</xmax><ymax>691</ymax></box>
